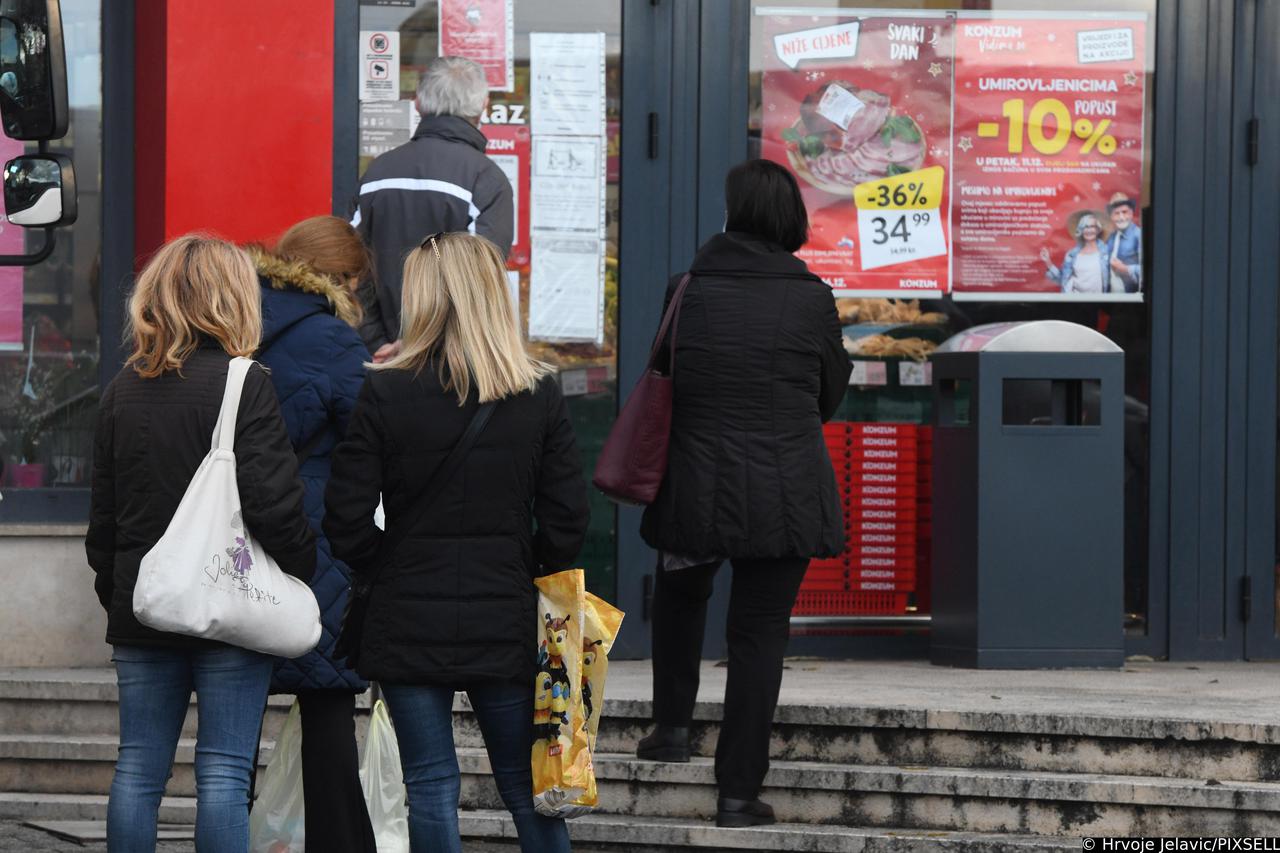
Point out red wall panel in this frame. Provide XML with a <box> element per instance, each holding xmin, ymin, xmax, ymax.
<box><xmin>135</xmin><ymin>1</ymin><xmax>335</xmax><ymax>262</ymax></box>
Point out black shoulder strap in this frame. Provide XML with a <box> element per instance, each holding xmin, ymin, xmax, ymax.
<box><xmin>374</xmin><ymin>400</ymin><xmax>497</xmax><ymax>565</ymax></box>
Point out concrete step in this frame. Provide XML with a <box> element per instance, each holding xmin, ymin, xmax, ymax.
<box><xmin>0</xmin><ymin>799</ymin><xmax>1076</xmax><ymax>852</ymax></box>
<box><xmin>0</xmin><ymin>792</ymin><xmax>196</xmax><ymax>824</ymax></box>
<box><xmin>4</xmin><ymin>670</ymin><xmax>1277</xmax><ymax>784</ymax></box>
<box><xmin>453</xmin><ymin>696</ymin><xmax>1280</xmax><ymax>783</ymax></box>
<box><xmin>455</xmin><ymin>749</ymin><xmax>1280</xmax><ymax>837</ymax></box>
<box><xmin>8</xmin><ymin>732</ymin><xmax>1275</xmax><ymax>836</ymax></box>
<box><xmin>0</xmin><ymin>734</ymin><xmax>279</xmax><ymax>797</ymax></box>
<box><xmin>0</xmin><ymin>671</ymin><xmax>326</xmax><ymax>738</ymax></box>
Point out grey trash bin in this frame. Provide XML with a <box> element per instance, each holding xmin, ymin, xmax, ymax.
<box><xmin>929</xmin><ymin>321</ymin><xmax>1124</xmax><ymax>669</ymax></box>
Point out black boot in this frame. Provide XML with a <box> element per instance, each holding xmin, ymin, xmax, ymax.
<box><xmin>635</xmin><ymin>725</ymin><xmax>690</xmax><ymax>762</ymax></box>
<box><xmin>716</xmin><ymin>796</ymin><xmax>776</xmax><ymax>828</ymax></box>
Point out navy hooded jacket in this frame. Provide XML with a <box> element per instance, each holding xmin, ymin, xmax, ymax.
<box><xmin>253</xmin><ymin>249</ymin><xmax>369</xmax><ymax>693</ymax></box>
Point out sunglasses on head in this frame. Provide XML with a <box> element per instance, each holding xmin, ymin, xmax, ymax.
<box><xmin>420</xmin><ymin>232</ymin><xmax>444</xmax><ymax>260</ymax></box>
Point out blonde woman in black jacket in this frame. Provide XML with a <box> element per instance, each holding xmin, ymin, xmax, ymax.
<box><xmin>635</xmin><ymin>160</ymin><xmax>852</xmax><ymax>828</ymax></box>
<box><xmin>86</xmin><ymin>235</ymin><xmax>315</xmax><ymax>852</ymax></box>
<box><xmin>324</xmin><ymin>232</ymin><xmax>588</xmax><ymax>853</ymax></box>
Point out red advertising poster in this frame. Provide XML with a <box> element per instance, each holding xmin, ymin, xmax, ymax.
<box><xmin>951</xmin><ymin>13</ymin><xmax>1147</xmax><ymax>300</ymax></box>
<box><xmin>760</xmin><ymin>11</ymin><xmax>954</xmax><ymax>296</ymax></box>
<box><xmin>439</xmin><ymin>0</ymin><xmax>514</xmax><ymax>92</ymax></box>
<box><xmin>484</xmin><ymin>123</ymin><xmax>531</xmax><ymax>266</ymax></box>
<box><xmin>0</xmin><ymin>132</ymin><xmax>25</xmax><ymax>351</ymax></box>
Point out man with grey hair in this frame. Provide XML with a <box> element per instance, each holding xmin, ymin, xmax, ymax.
<box><xmin>352</xmin><ymin>55</ymin><xmax>514</xmax><ymax>358</ymax></box>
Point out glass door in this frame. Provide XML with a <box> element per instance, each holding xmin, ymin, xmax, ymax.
<box><xmin>354</xmin><ymin>0</ymin><xmax>622</xmax><ymax>600</ymax></box>
<box><xmin>748</xmin><ymin>0</ymin><xmax>1157</xmax><ymax>637</ymax></box>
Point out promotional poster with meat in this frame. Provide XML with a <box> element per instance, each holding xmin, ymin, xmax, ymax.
<box><xmin>760</xmin><ymin>11</ymin><xmax>955</xmax><ymax>296</ymax></box>
<box><xmin>951</xmin><ymin>13</ymin><xmax>1147</xmax><ymax>300</ymax></box>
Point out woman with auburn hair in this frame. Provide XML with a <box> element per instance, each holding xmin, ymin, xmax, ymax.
<box><xmin>85</xmin><ymin>235</ymin><xmax>315</xmax><ymax>852</ymax></box>
<box><xmin>249</xmin><ymin>215</ymin><xmax>375</xmax><ymax>852</ymax></box>
<box><xmin>324</xmin><ymin>232</ymin><xmax>589</xmax><ymax>853</ymax></box>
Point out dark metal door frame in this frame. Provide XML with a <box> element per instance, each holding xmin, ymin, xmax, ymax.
<box><xmin>613</xmin><ymin>0</ymin><xmax>749</xmax><ymax>659</ymax></box>
<box><xmin>1244</xmin><ymin>0</ymin><xmax>1280</xmax><ymax>660</ymax></box>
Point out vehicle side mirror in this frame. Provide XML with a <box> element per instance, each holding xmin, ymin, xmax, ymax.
<box><xmin>4</xmin><ymin>152</ymin><xmax>74</xmax><ymax>226</ymax></box>
<box><xmin>0</xmin><ymin>0</ymin><xmax>68</xmax><ymax>141</ymax></box>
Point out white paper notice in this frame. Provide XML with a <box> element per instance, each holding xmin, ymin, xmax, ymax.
<box><xmin>531</xmin><ymin>136</ymin><xmax>603</xmax><ymax>235</ymax></box>
<box><xmin>506</xmin><ymin>270</ymin><xmax>521</xmax><ymax>318</ymax></box>
<box><xmin>529</xmin><ymin>236</ymin><xmax>604</xmax><ymax>343</ymax></box>
<box><xmin>530</xmin><ymin>32</ymin><xmax>606</xmax><ymax>138</ymax></box>
<box><xmin>360</xmin><ymin>31</ymin><xmax>400</xmax><ymax>101</ymax></box>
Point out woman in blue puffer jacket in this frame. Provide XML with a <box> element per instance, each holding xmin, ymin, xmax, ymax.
<box><xmin>250</xmin><ymin>216</ymin><xmax>375</xmax><ymax>852</ymax></box>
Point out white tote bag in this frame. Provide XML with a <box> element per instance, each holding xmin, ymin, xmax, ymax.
<box><xmin>133</xmin><ymin>357</ymin><xmax>322</xmax><ymax>657</ymax></box>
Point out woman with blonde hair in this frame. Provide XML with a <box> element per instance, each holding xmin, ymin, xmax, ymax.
<box><xmin>86</xmin><ymin>235</ymin><xmax>315</xmax><ymax>852</ymax></box>
<box><xmin>324</xmin><ymin>232</ymin><xmax>588</xmax><ymax>853</ymax></box>
<box><xmin>249</xmin><ymin>215</ymin><xmax>375</xmax><ymax>852</ymax></box>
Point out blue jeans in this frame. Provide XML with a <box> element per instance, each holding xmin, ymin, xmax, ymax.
<box><xmin>381</xmin><ymin>681</ymin><xmax>571</xmax><ymax>853</ymax></box>
<box><xmin>109</xmin><ymin>644</ymin><xmax>271</xmax><ymax>853</ymax></box>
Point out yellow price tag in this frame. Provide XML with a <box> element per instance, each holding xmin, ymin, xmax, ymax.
<box><xmin>852</xmin><ymin>166</ymin><xmax>947</xmax><ymax>271</ymax></box>
<box><xmin>854</xmin><ymin>165</ymin><xmax>945</xmax><ymax>211</ymax></box>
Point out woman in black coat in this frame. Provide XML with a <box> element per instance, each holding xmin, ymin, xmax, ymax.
<box><xmin>635</xmin><ymin>160</ymin><xmax>852</xmax><ymax>827</ymax></box>
<box><xmin>86</xmin><ymin>235</ymin><xmax>315</xmax><ymax>852</ymax></box>
<box><xmin>323</xmin><ymin>232</ymin><xmax>588</xmax><ymax>853</ymax></box>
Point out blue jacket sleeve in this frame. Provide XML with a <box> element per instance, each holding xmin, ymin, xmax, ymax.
<box><xmin>326</xmin><ymin>323</ymin><xmax>369</xmax><ymax>439</ymax></box>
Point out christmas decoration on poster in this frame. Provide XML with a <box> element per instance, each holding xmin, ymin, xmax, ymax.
<box><xmin>951</xmin><ymin>13</ymin><xmax>1146</xmax><ymax>301</ymax></box>
<box><xmin>759</xmin><ymin>10</ymin><xmax>955</xmax><ymax>296</ymax></box>
<box><xmin>439</xmin><ymin>0</ymin><xmax>514</xmax><ymax>92</ymax></box>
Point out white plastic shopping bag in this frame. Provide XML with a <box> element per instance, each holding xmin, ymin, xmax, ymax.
<box><xmin>249</xmin><ymin>701</ymin><xmax>305</xmax><ymax>853</ymax></box>
<box><xmin>360</xmin><ymin>699</ymin><xmax>409</xmax><ymax>853</ymax></box>
<box><xmin>132</xmin><ymin>357</ymin><xmax>321</xmax><ymax>657</ymax></box>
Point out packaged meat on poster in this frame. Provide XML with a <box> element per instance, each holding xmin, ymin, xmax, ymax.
<box><xmin>950</xmin><ymin>13</ymin><xmax>1147</xmax><ymax>300</ymax></box>
<box><xmin>760</xmin><ymin>11</ymin><xmax>955</xmax><ymax>295</ymax></box>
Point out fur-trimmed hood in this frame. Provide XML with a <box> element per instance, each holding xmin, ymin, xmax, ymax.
<box><xmin>250</xmin><ymin>247</ymin><xmax>361</xmax><ymax>329</ymax></box>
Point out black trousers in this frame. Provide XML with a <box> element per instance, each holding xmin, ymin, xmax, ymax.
<box><xmin>650</xmin><ymin>555</ymin><xmax>809</xmax><ymax>801</ymax></box>
<box><xmin>295</xmin><ymin>690</ymin><xmax>377</xmax><ymax>853</ymax></box>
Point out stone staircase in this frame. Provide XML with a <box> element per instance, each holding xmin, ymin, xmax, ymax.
<box><xmin>2</xmin><ymin>667</ymin><xmax>1279</xmax><ymax>850</ymax></box>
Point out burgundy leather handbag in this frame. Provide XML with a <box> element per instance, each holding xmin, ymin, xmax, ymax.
<box><xmin>592</xmin><ymin>273</ymin><xmax>693</xmax><ymax>505</ymax></box>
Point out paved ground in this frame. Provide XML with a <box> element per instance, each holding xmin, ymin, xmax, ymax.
<box><xmin>602</xmin><ymin>658</ymin><xmax>1280</xmax><ymax>729</ymax></box>
<box><xmin>8</xmin><ymin>657</ymin><xmax>1280</xmax><ymax>726</ymax></box>
<box><xmin>0</xmin><ymin>822</ymin><xmax>536</xmax><ymax>852</ymax></box>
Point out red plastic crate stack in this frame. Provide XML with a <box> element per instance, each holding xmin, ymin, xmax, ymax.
<box><xmin>794</xmin><ymin>422</ymin><xmax>917</xmax><ymax>616</ymax></box>
<box><xmin>915</xmin><ymin>426</ymin><xmax>933</xmax><ymax>613</ymax></box>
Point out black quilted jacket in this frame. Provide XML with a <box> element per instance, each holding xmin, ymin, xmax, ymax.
<box><xmin>640</xmin><ymin>231</ymin><xmax>852</xmax><ymax>560</ymax></box>
<box><xmin>86</xmin><ymin>343</ymin><xmax>316</xmax><ymax>649</ymax></box>
<box><xmin>255</xmin><ymin>253</ymin><xmax>370</xmax><ymax>693</ymax></box>
<box><xmin>323</xmin><ymin>367</ymin><xmax>588</xmax><ymax>686</ymax></box>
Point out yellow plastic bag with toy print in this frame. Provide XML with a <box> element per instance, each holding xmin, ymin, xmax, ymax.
<box><xmin>566</xmin><ymin>592</ymin><xmax>624</xmax><ymax>810</ymax></box>
<box><xmin>531</xmin><ymin>569</ymin><xmax>590</xmax><ymax>817</ymax></box>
